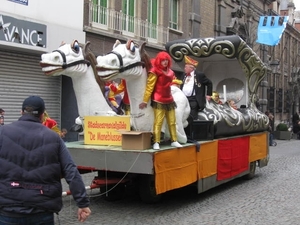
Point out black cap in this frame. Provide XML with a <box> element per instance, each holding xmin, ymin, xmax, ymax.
<box><xmin>22</xmin><ymin>96</ymin><xmax>45</xmax><ymax>115</ymax></box>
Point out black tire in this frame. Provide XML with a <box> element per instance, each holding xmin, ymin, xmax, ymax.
<box><xmin>102</xmin><ymin>184</ymin><xmax>125</xmax><ymax>201</ymax></box>
<box><xmin>244</xmin><ymin>161</ymin><xmax>256</xmax><ymax>180</ymax></box>
<box><xmin>138</xmin><ymin>175</ymin><xmax>162</xmax><ymax>203</ymax></box>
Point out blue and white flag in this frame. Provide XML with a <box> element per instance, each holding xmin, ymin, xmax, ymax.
<box><xmin>256</xmin><ymin>16</ymin><xmax>288</xmax><ymax>46</ymax></box>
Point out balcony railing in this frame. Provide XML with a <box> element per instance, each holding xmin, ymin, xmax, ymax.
<box><xmin>89</xmin><ymin>3</ymin><xmax>168</xmax><ymax>45</ymax></box>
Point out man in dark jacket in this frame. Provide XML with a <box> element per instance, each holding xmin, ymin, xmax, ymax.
<box><xmin>293</xmin><ymin>120</ymin><xmax>300</xmax><ymax>140</ymax></box>
<box><xmin>177</xmin><ymin>55</ymin><xmax>213</xmax><ymax>120</ymax></box>
<box><xmin>0</xmin><ymin>96</ymin><xmax>91</xmax><ymax>224</ymax></box>
<box><xmin>292</xmin><ymin>112</ymin><xmax>300</xmax><ymax>125</ymax></box>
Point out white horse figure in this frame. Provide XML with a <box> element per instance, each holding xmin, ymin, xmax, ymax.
<box><xmin>40</xmin><ymin>40</ymin><xmax>116</xmax><ymax>130</ymax></box>
<box><xmin>96</xmin><ymin>40</ymin><xmax>190</xmax><ymax>143</ymax></box>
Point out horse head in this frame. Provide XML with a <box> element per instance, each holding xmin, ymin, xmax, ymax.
<box><xmin>96</xmin><ymin>39</ymin><xmax>150</xmax><ymax>82</ymax></box>
<box><xmin>40</xmin><ymin>40</ymin><xmax>106</xmax><ymax>95</ymax></box>
<box><xmin>40</xmin><ymin>40</ymin><xmax>116</xmax><ymax>131</ymax></box>
<box><xmin>40</xmin><ymin>40</ymin><xmax>90</xmax><ymax>76</ymax></box>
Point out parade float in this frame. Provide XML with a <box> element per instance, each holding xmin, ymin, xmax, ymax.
<box><xmin>40</xmin><ymin>35</ymin><xmax>269</xmax><ymax>203</ymax></box>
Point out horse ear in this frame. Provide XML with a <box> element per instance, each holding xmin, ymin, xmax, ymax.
<box><xmin>83</xmin><ymin>41</ymin><xmax>91</xmax><ymax>55</ymax></box>
<box><xmin>86</xmin><ymin>41</ymin><xmax>91</xmax><ymax>49</ymax></box>
<box><xmin>126</xmin><ymin>39</ymin><xmax>132</xmax><ymax>50</ymax></box>
<box><xmin>113</xmin><ymin>40</ymin><xmax>121</xmax><ymax>49</ymax></box>
<box><xmin>139</xmin><ymin>42</ymin><xmax>146</xmax><ymax>54</ymax></box>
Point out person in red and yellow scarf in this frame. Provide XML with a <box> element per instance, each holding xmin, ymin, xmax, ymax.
<box><xmin>139</xmin><ymin>51</ymin><xmax>182</xmax><ymax>150</ymax></box>
<box><xmin>42</xmin><ymin>111</ymin><xmax>62</xmax><ymax>136</ymax></box>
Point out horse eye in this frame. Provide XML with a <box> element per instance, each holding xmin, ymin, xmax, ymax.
<box><xmin>73</xmin><ymin>41</ymin><xmax>80</xmax><ymax>53</ymax></box>
<box><xmin>130</xmin><ymin>42</ymin><xmax>135</xmax><ymax>53</ymax></box>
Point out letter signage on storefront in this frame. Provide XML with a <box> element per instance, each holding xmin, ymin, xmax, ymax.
<box><xmin>0</xmin><ymin>14</ymin><xmax>46</xmax><ymax>47</ymax></box>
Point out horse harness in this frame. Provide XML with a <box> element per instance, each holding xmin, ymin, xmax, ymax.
<box><xmin>53</xmin><ymin>49</ymin><xmax>91</xmax><ymax>69</ymax></box>
<box><xmin>108</xmin><ymin>51</ymin><xmax>145</xmax><ymax>73</ymax></box>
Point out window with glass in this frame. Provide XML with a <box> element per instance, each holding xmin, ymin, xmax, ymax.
<box><xmin>169</xmin><ymin>0</ymin><xmax>178</xmax><ymax>30</ymax></box>
<box><xmin>122</xmin><ymin>0</ymin><xmax>135</xmax><ymax>33</ymax></box>
<box><xmin>147</xmin><ymin>0</ymin><xmax>158</xmax><ymax>39</ymax></box>
<box><xmin>92</xmin><ymin>0</ymin><xmax>108</xmax><ymax>25</ymax></box>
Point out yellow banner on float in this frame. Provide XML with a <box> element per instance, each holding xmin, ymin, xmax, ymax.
<box><xmin>84</xmin><ymin>116</ymin><xmax>130</xmax><ymax>146</ymax></box>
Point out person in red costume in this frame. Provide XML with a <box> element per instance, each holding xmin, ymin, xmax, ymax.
<box><xmin>139</xmin><ymin>51</ymin><xmax>182</xmax><ymax>150</ymax></box>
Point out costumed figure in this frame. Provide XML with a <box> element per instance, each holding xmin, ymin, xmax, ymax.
<box><xmin>228</xmin><ymin>99</ymin><xmax>238</xmax><ymax>110</ymax></box>
<box><xmin>177</xmin><ymin>55</ymin><xmax>213</xmax><ymax>120</ymax></box>
<box><xmin>105</xmin><ymin>81</ymin><xmax>120</xmax><ymax>110</ymax></box>
<box><xmin>211</xmin><ymin>91</ymin><xmax>223</xmax><ymax>104</ymax></box>
<box><xmin>114</xmin><ymin>79</ymin><xmax>130</xmax><ymax>115</ymax></box>
<box><xmin>139</xmin><ymin>51</ymin><xmax>182</xmax><ymax>150</ymax></box>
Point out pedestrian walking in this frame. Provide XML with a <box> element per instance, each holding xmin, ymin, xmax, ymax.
<box><xmin>0</xmin><ymin>108</ymin><xmax>5</xmax><ymax>125</ymax></box>
<box><xmin>0</xmin><ymin>96</ymin><xmax>91</xmax><ymax>224</ymax></box>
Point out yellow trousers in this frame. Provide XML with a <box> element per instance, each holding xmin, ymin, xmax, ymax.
<box><xmin>152</xmin><ymin>107</ymin><xmax>177</xmax><ymax>143</ymax></box>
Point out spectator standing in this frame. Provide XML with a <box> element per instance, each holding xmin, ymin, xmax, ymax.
<box><xmin>0</xmin><ymin>115</ymin><xmax>3</xmax><ymax>126</ymax></box>
<box><xmin>0</xmin><ymin>96</ymin><xmax>91</xmax><ymax>224</ymax></box>
<box><xmin>292</xmin><ymin>111</ymin><xmax>300</xmax><ymax>125</ymax></box>
<box><xmin>292</xmin><ymin>120</ymin><xmax>300</xmax><ymax>140</ymax></box>
<box><xmin>265</xmin><ymin>110</ymin><xmax>276</xmax><ymax>146</ymax></box>
<box><xmin>0</xmin><ymin>108</ymin><xmax>5</xmax><ymax>125</ymax></box>
<box><xmin>42</xmin><ymin>110</ymin><xmax>61</xmax><ymax>136</ymax></box>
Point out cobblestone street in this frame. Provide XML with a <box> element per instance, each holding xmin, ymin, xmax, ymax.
<box><xmin>57</xmin><ymin>139</ymin><xmax>300</xmax><ymax>225</ymax></box>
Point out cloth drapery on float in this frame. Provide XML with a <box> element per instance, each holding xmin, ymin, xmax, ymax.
<box><xmin>256</xmin><ymin>16</ymin><xmax>288</xmax><ymax>46</ymax></box>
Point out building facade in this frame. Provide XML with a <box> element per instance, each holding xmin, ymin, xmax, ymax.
<box><xmin>1</xmin><ymin>0</ymin><xmax>299</xmax><ymax>141</ymax></box>
<box><xmin>83</xmin><ymin>0</ymin><xmax>300</xmax><ymax>128</ymax></box>
<box><xmin>0</xmin><ymin>0</ymin><xmax>85</xmax><ymax>140</ymax></box>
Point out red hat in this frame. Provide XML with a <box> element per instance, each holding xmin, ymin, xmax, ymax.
<box><xmin>184</xmin><ymin>55</ymin><xmax>198</xmax><ymax>67</ymax></box>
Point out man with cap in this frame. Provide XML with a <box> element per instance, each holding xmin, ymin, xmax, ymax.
<box><xmin>0</xmin><ymin>96</ymin><xmax>91</xmax><ymax>224</ymax></box>
<box><xmin>177</xmin><ymin>55</ymin><xmax>213</xmax><ymax>120</ymax></box>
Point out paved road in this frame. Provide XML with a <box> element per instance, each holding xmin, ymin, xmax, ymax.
<box><xmin>56</xmin><ymin>139</ymin><xmax>300</xmax><ymax>225</ymax></box>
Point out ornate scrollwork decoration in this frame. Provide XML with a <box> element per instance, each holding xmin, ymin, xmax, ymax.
<box><xmin>165</xmin><ymin>35</ymin><xmax>269</xmax><ymax>137</ymax></box>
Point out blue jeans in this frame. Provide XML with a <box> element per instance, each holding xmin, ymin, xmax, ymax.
<box><xmin>0</xmin><ymin>212</ymin><xmax>54</xmax><ymax>225</ymax></box>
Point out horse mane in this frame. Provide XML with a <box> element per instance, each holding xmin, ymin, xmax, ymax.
<box><xmin>82</xmin><ymin>42</ymin><xmax>106</xmax><ymax>95</ymax></box>
<box><xmin>139</xmin><ymin>42</ymin><xmax>152</xmax><ymax>73</ymax></box>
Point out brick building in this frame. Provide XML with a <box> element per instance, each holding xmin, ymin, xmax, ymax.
<box><xmin>82</xmin><ymin>0</ymin><xmax>300</xmax><ymax>128</ymax></box>
<box><xmin>2</xmin><ymin>0</ymin><xmax>299</xmax><ymax>140</ymax></box>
